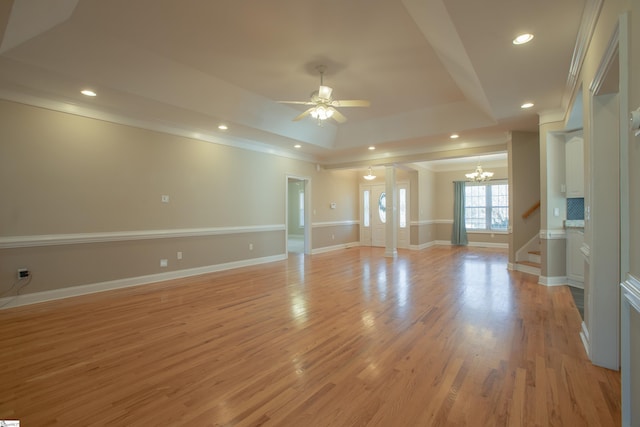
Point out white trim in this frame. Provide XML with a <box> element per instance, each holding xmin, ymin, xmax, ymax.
<box><xmin>312</xmin><ymin>220</ymin><xmax>359</xmax><ymax>228</ymax></box>
<box><xmin>311</xmin><ymin>241</ymin><xmax>360</xmax><ymax>254</ymax></box>
<box><xmin>564</xmin><ymin>0</ymin><xmax>603</xmax><ymax>107</ymax></box>
<box><xmin>621</xmin><ymin>273</ymin><xmax>640</xmax><ymax>312</ymax></box>
<box><xmin>567</xmin><ymin>279</ymin><xmax>584</xmax><ymax>289</ymax></box>
<box><xmin>538</xmin><ymin>275</ymin><xmax>567</xmax><ymax>287</ymax></box>
<box><xmin>468</xmin><ymin>242</ymin><xmax>508</xmax><ymax>249</ymax></box>
<box><xmin>434</xmin><ymin>240</ymin><xmax>507</xmax><ymax>249</ymax></box>
<box><xmin>580</xmin><ymin>243</ymin><xmax>591</xmax><ymax>262</ymax></box>
<box><xmin>589</xmin><ymin>17</ymin><xmax>619</xmax><ymax>94</ymax></box>
<box><xmin>580</xmin><ymin>321</ymin><xmax>590</xmax><ymax>358</ymax></box>
<box><xmin>434</xmin><ymin>219</ymin><xmax>454</xmax><ymax>224</ymax></box>
<box><xmin>539</xmin><ymin>229</ymin><xmax>567</xmax><ymax>240</ymax></box>
<box><xmin>466</xmin><ymin>230</ymin><xmax>508</xmax><ymax>235</ymax></box>
<box><xmin>0</xmin><ymin>225</ymin><xmax>285</xmax><ymax>249</ymax></box>
<box><xmin>409</xmin><ymin>220</ymin><xmax>438</xmax><ymax>226</ymax></box>
<box><xmin>409</xmin><ymin>241</ymin><xmax>436</xmax><ymax>250</ymax></box>
<box><xmin>0</xmin><ymin>254</ymin><xmax>286</xmax><ymax>310</ymax></box>
<box><xmin>621</xmin><ymin>273</ymin><xmax>639</xmax><ymax>427</ymax></box>
<box><xmin>514</xmin><ymin>263</ymin><xmax>540</xmax><ymax>277</ymax></box>
<box><xmin>538</xmin><ymin>109</ymin><xmax>566</xmax><ymax>125</ymax></box>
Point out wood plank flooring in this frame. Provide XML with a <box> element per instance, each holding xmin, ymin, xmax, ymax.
<box><xmin>0</xmin><ymin>246</ymin><xmax>620</xmax><ymax>426</ymax></box>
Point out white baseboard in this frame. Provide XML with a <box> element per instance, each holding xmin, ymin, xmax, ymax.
<box><xmin>515</xmin><ymin>263</ymin><xmax>541</xmax><ymax>277</ymax></box>
<box><xmin>311</xmin><ymin>241</ymin><xmax>360</xmax><ymax>254</ymax></box>
<box><xmin>567</xmin><ymin>279</ymin><xmax>584</xmax><ymax>289</ymax></box>
<box><xmin>0</xmin><ymin>254</ymin><xmax>287</xmax><ymax>310</ymax></box>
<box><xmin>538</xmin><ymin>275</ymin><xmax>568</xmax><ymax>286</ymax></box>
<box><xmin>469</xmin><ymin>242</ymin><xmax>508</xmax><ymax>249</ymax></box>
<box><xmin>434</xmin><ymin>240</ymin><xmax>507</xmax><ymax>249</ymax></box>
<box><xmin>409</xmin><ymin>241</ymin><xmax>436</xmax><ymax>250</ymax></box>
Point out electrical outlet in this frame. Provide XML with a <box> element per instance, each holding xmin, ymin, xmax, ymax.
<box><xmin>160</xmin><ymin>259</ymin><xmax>168</xmax><ymax>267</ymax></box>
<box><xmin>177</xmin><ymin>251</ymin><xmax>183</xmax><ymax>260</ymax></box>
<box><xmin>249</xmin><ymin>243</ymin><xmax>253</xmax><ymax>251</ymax></box>
<box><xmin>17</xmin><ymin>268</ymin><xmax>30</xmax><ymax>279</ymax></box>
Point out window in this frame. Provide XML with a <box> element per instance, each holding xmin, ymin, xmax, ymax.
<box><xmin>378</xmin><ymin>192</ymin><xmax>386</xmax><ymax>223</ymax></box>
<box><xmin>363</xmin><ymin>190</ymin><xmax>370</xmax><ymax>227</ymax></box>
<box><xmin>399</xmin><ymin>188</ymin><xmax>406</xmax><ymax>228</ymax></box>
<box><xmin>465</xmin><ymin>181</ymin><xmax>508</xmax><ymax>231</ymax></box>
<box><xmin>299</xmin><ymin>191</ymin><xmax>304</xmax><ymax>228</ymax></box>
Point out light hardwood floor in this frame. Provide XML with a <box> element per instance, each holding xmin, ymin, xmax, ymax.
<box><xmin>0</xmin><ymin>246</ymin><xmax>620</xmax><ymax>426</ymax></box>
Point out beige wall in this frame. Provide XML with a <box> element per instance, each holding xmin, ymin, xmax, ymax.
<box><xmin>508</xmin><ymin>131</ymin><xmax>540</xmax><ymax>263</ymax></box>
<box><xmin>408</xmin><ymin>168</ymin><xmax>436</xmax><ymax>247</ymax></box>
<box><xmin>0</xmin><ymin>100</ymin><xmax>359</xmax><ymax>298</ymax></box>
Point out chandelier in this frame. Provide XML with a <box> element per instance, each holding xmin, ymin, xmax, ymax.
<box><xmin>465</xmin><ymin>164</ymin><xmax>494</xmax><ymax>182</ymax></box>
<box><xmin>363</xmin><ymin>167</ymin><xmax>376</xmax><ymax>180</ymax></box>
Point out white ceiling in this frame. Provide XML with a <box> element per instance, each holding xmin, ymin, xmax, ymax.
<box><xmin>0</xmin><ymin>0</ymin><xmax>587</xmax><ymax>171</ymax></box>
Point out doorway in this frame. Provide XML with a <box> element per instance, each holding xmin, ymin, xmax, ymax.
<box><xmin>286</xmin><ymin>176</ymin><xmax>310</xmax><ymax>254</ymax></box>
<box><xmin>360</xmin><ymin>182</ymin><xmax>409</xmax><ymax>248</ymax></box>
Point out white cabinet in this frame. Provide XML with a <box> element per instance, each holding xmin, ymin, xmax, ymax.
<box><xmin>566</xmin><ymin>228</ymin><xmax>584</xmax><ymax>285</ymax></box>
<box><xmin>565</xmin><ymin>136</ymin><xmax>584</xmax><ymax>197</ymax></box>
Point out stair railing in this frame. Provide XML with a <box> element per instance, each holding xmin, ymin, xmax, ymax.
<box><xmin>522</xmin><ymin>200</ymin><xmax>540</xmax><ymax>219</ymax></box>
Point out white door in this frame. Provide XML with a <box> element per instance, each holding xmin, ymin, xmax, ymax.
<box><xmin>361</xmin><ymin>183</ymin><xmax>408</xmax><ymax>248</ymax></box>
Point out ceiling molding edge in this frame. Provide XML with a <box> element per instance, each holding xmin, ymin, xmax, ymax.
<box><xmin>562</xmin><ymin>0</ymin><xmax>604</xmax><ymax>111</ymax></box>
<box><xmin>323</xmin><ymin>143</ymin><xmax>508</xmax><ymax>170</ymax></box>
<box><xmin>0</xmin><ymin>90</ymin><xmax>317</xmax><ymax>164</ymax></box>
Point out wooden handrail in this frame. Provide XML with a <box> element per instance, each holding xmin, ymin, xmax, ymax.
<box><xmin>522</xmin><ymin>200</ymin><xmax>540</xmax><ymax>219</ymax></box>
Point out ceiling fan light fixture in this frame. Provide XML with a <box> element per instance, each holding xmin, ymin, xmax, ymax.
<box><xmin>310</xmin><ymin>105</ymin><xmax>333</xmax><ymax>120</ymax></box>
<box><xmin>363</xmin><ymin>167</ymin><xmax>376</xmax><ymax>180</ymax></box>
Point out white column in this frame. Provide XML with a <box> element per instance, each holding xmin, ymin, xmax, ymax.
<box><xmin>384</xmin><ymin>165</ymin><xmax>397</xmax><ymax>258</ymax></box>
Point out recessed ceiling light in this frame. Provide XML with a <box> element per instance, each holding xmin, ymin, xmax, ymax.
<box><xmin>218</xmin><ymin>124</ymin><xmax>228</xmax><ymax>130</ymax></box>
<box><xmin>450</xmin><ymin>134</ymin><xmax>459</xmax><ymax>139</ymax></box>
<box><xmin>294</xmin><ymin>144</ymin><xmax>301</xmax><ymax>148</ymax></box>
<box><xmin>513</xmin><ymin>33</ymin><xmax>534</xmax><ymax>45</ymax></box>
<box><xmin>81</xmin><ymin>89</ymin><xmax>97</xmax><ymax>97</ymax></box>
<box><xmin>521</xmin><ymin>102</ymin><xmax>534</xmax><ymax>109</ymax></box>
<box><xmin>368</xmin><ymin>146</ymin><xmax>376</xmax><ymax>150</ymax></box>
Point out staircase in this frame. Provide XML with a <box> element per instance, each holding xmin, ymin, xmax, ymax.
<box><xmin>516</xmin><ymin>250</ymin><xmax>541</xmax><ymax>277</ymax></box>
<box><xmin>515</xmin><ymin>202</ymin><xmax>542</xmax><ymax>277</ymax></box>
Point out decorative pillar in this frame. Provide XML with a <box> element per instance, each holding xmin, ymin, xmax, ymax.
<box><xmin>385</xmin><ymin>165</ymin><xmax>397</xmax><ymax>258</ymax></box>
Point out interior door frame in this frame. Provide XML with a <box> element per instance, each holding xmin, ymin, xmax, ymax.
<box><xmin>359</xmin><ymin>180</ymin><xmax>409</xmax><ymax>248</ymax></box>
<box><xmin>285</xmin><ymin>174</ymin><xmax>311</xmax><ymax>255</ymax></box>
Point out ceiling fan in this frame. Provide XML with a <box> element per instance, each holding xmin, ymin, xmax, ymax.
<box><xmin>278</xmin><ymin>65</ymin><xmax>370</xmax><ymax>123</ymax></box>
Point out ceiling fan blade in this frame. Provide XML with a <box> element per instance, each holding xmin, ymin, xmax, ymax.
<box><xmin>278</xmin><ymin>100</ymin><xmax>315</xmax><ymax>105</ymax></box>
<box><xmin>331</xmin><ymin>99</ymin><xmax>371</xmax><ymax>107</ymax></box>
<box><xmin>293</xmin><ymin>108</ymin><xmax>315</xmax><ymax>121</ymax></box>
<box><xmin>329</xmin><ymin>107</ymin><xmax>347</xmax><ymax>123</ymax></box>
<box><xmin>318</xmin><ymin>85</ymin><xmax>333</xmax><ymax>100</ymax></box>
